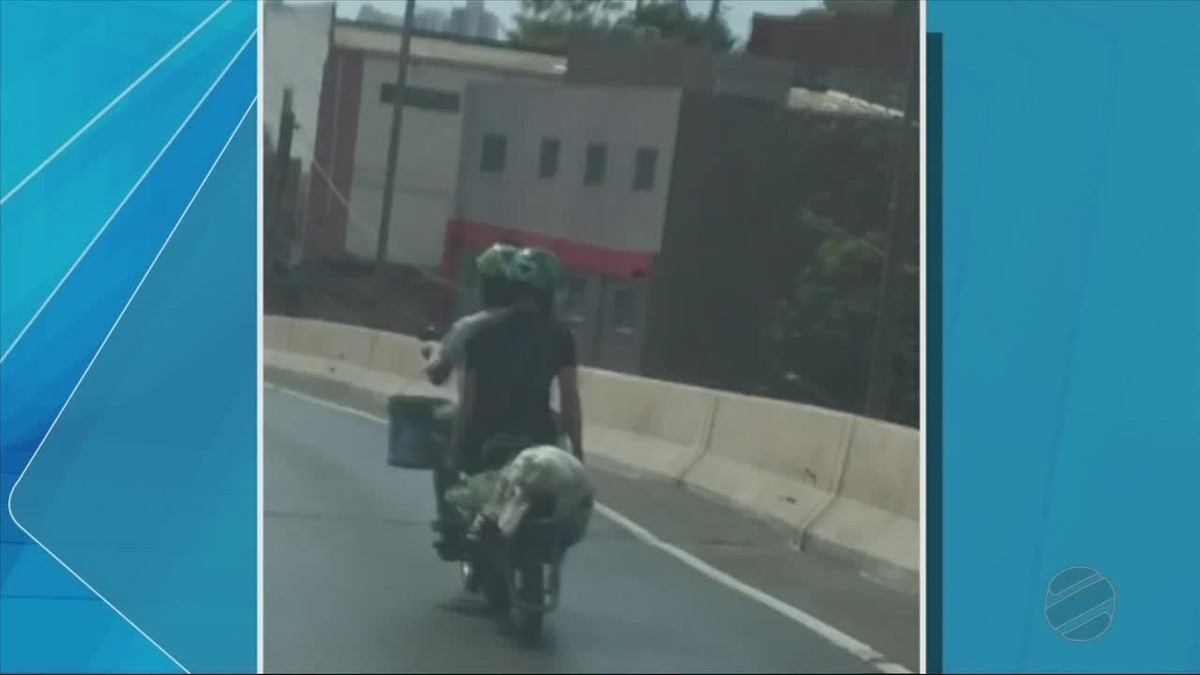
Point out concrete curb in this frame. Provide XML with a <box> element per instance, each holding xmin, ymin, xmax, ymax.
<box><xmin>264</xmin><ymin>337</ymin><xmax>919</xmax><ymax>595</ymax></box>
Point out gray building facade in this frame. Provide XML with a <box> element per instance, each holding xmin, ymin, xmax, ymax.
<box><xmin>446</xmin><ymin>82</ymin><xmax>802</xmax><ymax>388</ymax></box>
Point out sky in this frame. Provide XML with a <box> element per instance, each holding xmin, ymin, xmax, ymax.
<box><xmin>324</xmin><ymin>0</ymin><xmax>824</xmax><ymax>41</ymax></box>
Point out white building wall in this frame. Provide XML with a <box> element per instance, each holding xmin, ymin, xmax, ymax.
<box><xmin>263</xmin><ymin>2</ymin><xmax>332</xmax><ymax>171</ymax></box>
<box><xmin>456</xmin><ymin>83</ymin><xmax>683</xmax><ymax>254</ymax></box>
<box><xmin>345</xmin><ymin>56</ymin><xmax>559</xmax><ymax>268</ymax></box>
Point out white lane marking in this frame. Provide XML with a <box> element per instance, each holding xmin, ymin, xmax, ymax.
<box><xmin>0</xmin><ymin>29</ymin><xmax>254</xmax><ymax>366</ymax></box>
<box><xmin>0</xmin><ymin>0</ymin><xmax>234</xmax><ymax>206</ymax></box>
<box><xmin>6</xmin><ymin>96</ymin><xmax>259</xmax><ymax>675</ymax></box>
<box><xmin>266</xmin><ymin>384</ymin><xmax>913</xmax><ymax>674</ymax></box>
<box><xmin>594</xmin><ymin>504</ymin><xmax>910</xmax><ymax>673</ymax></box>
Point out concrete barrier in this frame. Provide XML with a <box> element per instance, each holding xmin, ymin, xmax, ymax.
<box><xmin>681</xmin><ymin>393</ymin><xmax>853</xmax><ymax>542</ymax></box>
<box><xmin>264</xmin><ymin>315</ymin><xmax>292</xmax><ymax>351</ymax></box>
<box><xmin>576</xmin><ymin>369</ymin><xmax>716</xmax><ymax>481</ymax></box>
<box><xmin>367</xmin><ymin>329</ymin><xmax>427</xmax><ymax>381</ymax></box>
<box><xmin>262</xmin><ymin>316</ymin><xmax>920</xmax><ymax>591</ymax></box>
<box><xmin>287</xmin><ymin>318</ymin><xmax>377</xmax><ymax>367</ymax></box>
<box><xmin>807</xmin><ymin>416</ymin><xmax>919</xmax><ymax>590</ymax></box>
<box><xmin>840</xmin><ymin>417</ymin><xmax>921</xmax><ymax>523</ymax></box>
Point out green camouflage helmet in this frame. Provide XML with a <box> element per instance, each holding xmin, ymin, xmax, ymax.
<box><xmin>475</xmin><ymin>243</ymin><xmax>518</xmax><ymax>280</ymax></box>
<box><xmin>507</xmin><ymin>247</ymin><xmax>564</xmax><ymax>292</ymax></box>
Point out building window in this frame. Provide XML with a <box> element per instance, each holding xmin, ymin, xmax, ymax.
<box><xmin>480</xmin><ymin>133</ymin><xmax>506</xmax><ymax>173</ymax></box>
<box><xmin>379</xmin><ymin>83</ymin><xmax>461</xmax><ymax>113</ymax></box>
<box><xmin>612</xmin><ymin>287</ymin><xmax>636</xmax><ymax>335</ymax></box>
<box><xmin>583</xmin><ymin>142</ymin><xmax>607</xmax><ymax>185</ymax></box>
<box><xmin>539</xmin><ymin>137</ymin><xmax>560</xmax><ymax>179</ymax></box>
<box><xmin>632</xmin><ymin>146</ymin><xmax>658</xmax><ymax>191</ymax></box>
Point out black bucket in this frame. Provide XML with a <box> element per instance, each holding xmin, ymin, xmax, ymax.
<box><xmin>387</xmin><ymin>394</ymin><xmax>456</xmax><ymax>470</ymax></box>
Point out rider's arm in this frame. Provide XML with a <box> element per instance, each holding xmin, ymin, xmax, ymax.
<box><xmin>425</xmin><ymin>353</ymin><xmax>454</xmax><ymax>387</ymax></box>
<box><xmin>555</xmin><ymin>326</ymin><xmax>584</xmax><ymax>461</ymax></box>
<box><xmin>558</xmin><ymin>366</ymin><xmax>584</xmax><ymax>462</ymax></box>
<box><xmin>424</xmin><ymin>319</ymin><xmax>467</xmax><ymax>386</ymax></box>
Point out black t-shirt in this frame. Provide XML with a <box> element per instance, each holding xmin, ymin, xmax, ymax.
<box><xmin>463</xmin><ymin>309</ymin><xmax>577</xmax><ymax>463</ymax></box>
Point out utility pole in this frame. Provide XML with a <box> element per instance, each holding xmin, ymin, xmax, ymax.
<box><xmin>271</xmin><ymin>88</ymin><xmax>296</xmax><ymax>267</ymax></box>
<box><xmin>863</xmin><ymin>8</ymin><xmax>919</xmax><ymax>419</ymax></box>
<box><xmin>375</xmin><ymin>0</ymin><xmax>417</xmax><ymax>282</ymax></box>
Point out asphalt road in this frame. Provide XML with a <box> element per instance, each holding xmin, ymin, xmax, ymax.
<box><xmin>263</xmin><ymin>386</ymin><xmax>916</xmax><ymax>674</ymax></box>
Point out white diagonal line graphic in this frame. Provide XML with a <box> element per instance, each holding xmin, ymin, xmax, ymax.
<box><xmin>0</xmin><ymin>30</ymin><xmax>254</xmax><ymax>366</ymax></box>
<box><xmin>0</xmin><ymin>0</ymin><xmax>233</xmax><ymax>207</ymax></box>
<box><xmin>7</xmin><ymin>94</ymin><xmax>258</xmax><ymax>675</ymax></box>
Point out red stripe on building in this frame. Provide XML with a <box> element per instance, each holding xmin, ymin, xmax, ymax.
<box><xmin>441</xmin><ymin>218</ymin><xmax>656</xmax><ymax>285</ymax></box>
<box><xmin>303</xmin><ymin>47</ymin><xmax>364</xmax><ymax>259</ymax></box>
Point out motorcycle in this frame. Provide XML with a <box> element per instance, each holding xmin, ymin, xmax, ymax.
<box><xmin>441</xmin><ymin>435</ymin><xmax>590</xmax><ymax>641</ymax></box>
<box><xmin>387</xmin><ymin>394</ymin><xmax>587</xmax><ymax>641</ymax></box>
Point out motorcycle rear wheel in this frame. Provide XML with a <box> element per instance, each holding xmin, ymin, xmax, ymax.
<box><xmin>482</xmin><ymin>566</ymin><xmax>510</xmax><ymax>613</ymax></box>
<box><xmin>512</xmin><ymin>559</ymin><xmax>545</xmax><ymax>642</ymax></box>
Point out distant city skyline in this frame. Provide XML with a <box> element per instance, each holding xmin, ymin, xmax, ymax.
<box><xmin>356</xmin><ymin>0</ymin><xmax>502</xmax><ymax>39</ymax></box>
<box><xmin>320</xmin><ymin>0</ymin><xmax>824</xmax><ymax>41</ymax></box>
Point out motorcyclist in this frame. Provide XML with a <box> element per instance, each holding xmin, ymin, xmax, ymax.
<box><xmin>424</xmin><ymin>242</ymin><xmax>517</xmax><ymax>539</ymax></box>
<box><xmin>441</xmin><ymin>248</ymin><xmax>585</xmax><ymax>550</ymax></box>
<box><xmin>422</xmin><ymin>242</ymin><xmax>518</xmax><ymax>390</ymax></box>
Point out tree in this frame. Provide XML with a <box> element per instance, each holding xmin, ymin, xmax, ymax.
<box><xmin>509</xmin><ymin>0</ymin><xmax>627</xmax><ymax>53</ymax></box>
<box><xmin>509</xmin><ymin>0</ymin><xmax>734</xmax><ymax>54</ymax></box>
<box><xmin>614</xmin><ymin>0</ymin><xmax>735</xmax><ymax>51</ymax></box>
<box><xmin>762</xmin><ymin>114</ymin><xmax>919</xmax><ymax>427</ymax></box>
<box><xmin>769</xmin><ymin>227</ymin><xmax>918</xmax><ymax>426</ymax></box>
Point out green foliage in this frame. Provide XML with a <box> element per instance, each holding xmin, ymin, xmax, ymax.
<box><xmin>765</xmin><ymin>114</ymin><xmax>919</xmax><ymax>426</ymax></box>
<box><xmin>445</xmin><ymin>471</ymin><xmax>502</xmax><ymax>521</ymax></box>
<box><xmin>614</xmin><ymin>0</ymin><xmax>735</xmax><ymax>51</ymax></box>
<box><xmin>509</xmin><ymin>0</ymin><xmax>734</xmax><ymax>54</ymax></box>
<box><xmin>508</xmin><ymin>0</ymin><xmax>627</xmax><ymax>52</ymax></box>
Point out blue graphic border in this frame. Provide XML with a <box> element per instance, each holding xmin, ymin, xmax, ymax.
<box><xmin>925</xmin><ymin>29</ymin><xmax>944</xmax><ymax>675</ymax></box>
<box><xmin>929</xmin><ymin>1</ymin><xmax>1200</xmax><ymax>672</ymax></box>
<box><xmin>0</xmin><ymin>1</ymin><xmax>260</xmax><ymax>672</ymax></box>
